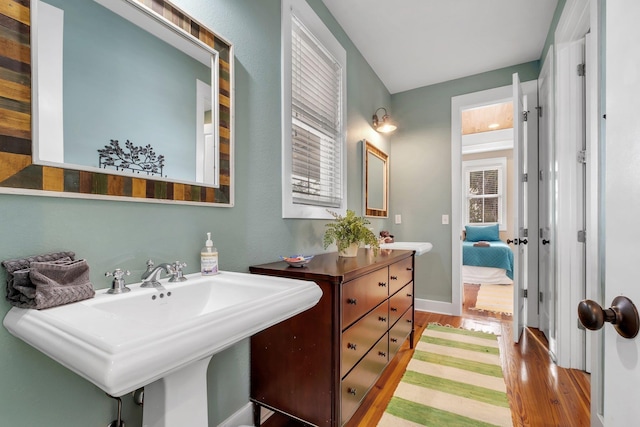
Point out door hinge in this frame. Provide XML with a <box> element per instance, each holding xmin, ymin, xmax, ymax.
<box><xmin>539</xmin><ymin>291</ymin><xmax>543</xmax><ymax>303</ymax></box>
<box><xmin>578</xmin><ymin>230</ymin><xmax>586</xmax><ymax>243</ymax></box>
<box><xmin>577</xmin><ymin>150</ymin><xmax>587</xmax><ymax>164</ymax></box>
<box><xmin>535</xmin><ymin>105</ymin><xmax>543</xmax><ymax>117</ymax></box>
<box><xmin>522</xmin><ymin>173</ymin><xmax>528</xmax><ymax>182</ymax></box>
<box><xmin>523</xmin><ymin>110</ymin><xmax>529</xmax><ymax>122</ymax></box>
<box><xmin>523</xmin><ymin>289</ymin><xmax>528</xmax><ymax>298</ymax></box>
<box><xmin>539</xmin><ymin>170</ymin><xmax>544</xmax><ymax>181</ymax></box>
<box><xmin>577</xmin><ymin>63</ymin><xmax>586</xmax><ymax>76</ymax></box>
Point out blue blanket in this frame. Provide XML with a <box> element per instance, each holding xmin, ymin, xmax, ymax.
<box><xmin>462</xmin><ymin>240</ymin><xmax>514</xmax><ymax>279</ymax></box>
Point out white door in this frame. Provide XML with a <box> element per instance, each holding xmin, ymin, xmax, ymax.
<box><xmin>538</xmin><ymin>48</ymin><xmax>556</xmax><ymax>356</ymax></box>
<box><xmin>512</xmin><ymin>73</ymin><xmax>527</xmax><ymax>343</ymax></box>
<box><xmin>598</xmin><ymin>1</ymin><xmax>640</xmax><ymax>423</ymax></box>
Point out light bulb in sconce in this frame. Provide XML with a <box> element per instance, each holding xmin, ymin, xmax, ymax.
<box><xmin>372</xmin><ymin>107</ymin><xmax>397</xmax><ymax>133</ymax></box>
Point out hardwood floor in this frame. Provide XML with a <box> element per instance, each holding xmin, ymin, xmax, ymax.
<box><xmin>262</xmin><ymin>310</ymin><xmax>591</xmax><ymax>427</ymax></box>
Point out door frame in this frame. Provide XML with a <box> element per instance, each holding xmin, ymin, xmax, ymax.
<box><xmin>451</xmin><ymin>80</ymin><xmax>538</xmax><ymax>320</ymax></box>
<box><xmin>554</xmin><ymin>36</ymin><xmax>586</xmax><ymax>370</ymax></box>
<box><xmin>538</xmin><ymin>45</ymin><xmax>556</xmax><ymax>357</ymax></box>
<box><xmin>553</xmin><ymin>0</ymin><xmax>601</xmax><ymax>372</ymax></box>
<box><xmin>554</xmin><ymin>0</ymin><xmax>603</xmax><ymax>425</ymax></box>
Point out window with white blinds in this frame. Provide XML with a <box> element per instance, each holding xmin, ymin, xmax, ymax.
<box><xmin>282</xmin><ymin>0</ymin><xmax>346</xmax><ymax>219</ymax></box>
<box><xmin>463</xmin><ymin>157</ymin><xmax>507</xmax><ymax>229</ymax></box>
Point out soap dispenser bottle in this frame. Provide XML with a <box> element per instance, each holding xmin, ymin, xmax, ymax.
<box><xmin>201</xmin><ymin>232</ymin><xmax>219</xmax><ymax>275</ymax></box>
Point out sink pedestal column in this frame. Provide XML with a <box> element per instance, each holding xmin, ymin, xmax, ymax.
<box><xmin>142</xmin><ymin>356</ymin><xmax>213</xmax><ymax>427</ymax></box>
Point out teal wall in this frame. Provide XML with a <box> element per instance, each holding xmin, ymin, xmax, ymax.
<box><xmin>388</xmin><ymin>62</ymin><xmax>540</xmax><ymax>303</ymax></box>
<box><xmin>0</xmin><ymin>0</ymin><xmax>391</xmax><ymax>425</ymax></box>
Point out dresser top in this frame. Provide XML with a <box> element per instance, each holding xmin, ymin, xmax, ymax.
<box><xmin>249</xmin><ymin>248</ymin><xmax>413</xmax><ymax>284</ymax></box>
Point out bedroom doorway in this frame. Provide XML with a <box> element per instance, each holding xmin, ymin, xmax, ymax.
<box><xmin>451</xmin><ymin>79</ymin><xmax>539</xmax><ymax>338</ymax></box>
<box><xmin>460</xmin><ymin>102</ymin><xmax>515</xmax><ymax>320</ymax></box>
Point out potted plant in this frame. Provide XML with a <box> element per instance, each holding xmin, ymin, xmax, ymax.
<box><xmin>323</xmin><ymin>210</ymin><xmax>380</xmax><ymax>257</ymax></box>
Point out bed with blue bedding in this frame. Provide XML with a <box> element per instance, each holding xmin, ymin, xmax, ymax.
<box><xmin>462</xmin><ymin>224</ymin><xmax>514</xmax><ymax>284</ymax></box>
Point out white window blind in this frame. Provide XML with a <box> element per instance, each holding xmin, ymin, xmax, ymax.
<box><xmin>468</xmin><ymin>168</ymin><xmax>500</xmax><ymax>223</ymax></box>
<box><xmin>290</xmin><ymin>15</ymin><xmax>343</xmax><ymax>208</ymax></box>
<box><xmin>463</xmin><ymin>157</ymin><xmax>507</xmax><ymax>228</ymax></box>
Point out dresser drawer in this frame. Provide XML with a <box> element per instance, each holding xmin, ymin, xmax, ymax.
<box><xmin>342</xmin><ymin>267</ymin><xmax>389</xmax><ymax>329</ymax></box>
<box><xmin>341</xmin><ymin>334</ymin><xmax>389</xmax><ymax>425</ymax></box>
<box><xmin>389</xmin><ymin>256</ymin><xmax>413</xmax><ymax>294</ymax></box>
<box><xmin>341</xmin><ymin>301</ymin><xmax>388</xmax><ymax>378</ymax></box>
<box><xmin>389</xmin><ymin>307</ymin><xmax>413</xmax><ymax>358</ymax></box>
<box><xmin>389</xmin><ymin>282</ymin><xmax>413</xmax><ymax>326</ymax></box>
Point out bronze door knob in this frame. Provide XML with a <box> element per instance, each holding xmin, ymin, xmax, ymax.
<box><xmin>577</xmin><ymin>296</ymin><xmax>639</xmax><ymax>339</ymax></box>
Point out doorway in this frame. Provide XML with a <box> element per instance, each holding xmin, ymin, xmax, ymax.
<box><xmin>460</xmin><ymin>101</ymin><xmax>515</xmax><ymax>320</ymax></box>
<box><xmin>451</xmin><ymin>80</ymin><xmax>539</xmax><ymax>337</ymax></box>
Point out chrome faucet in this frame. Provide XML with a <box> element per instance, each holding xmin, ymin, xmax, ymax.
<box><xmin>141</xmin><ymin>260</ymin><xmax>175</xmax><ymax>288</ymax></box>
<box><xmin>141</xmin><ymin>260</ymin><xmax>187</xmax><ymax>287</ymax></box>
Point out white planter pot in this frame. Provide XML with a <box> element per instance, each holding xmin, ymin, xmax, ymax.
<box><xmin>338</xmin><ymin>242</ymin><xmax>359</xmax><ymax>257</ymax></box>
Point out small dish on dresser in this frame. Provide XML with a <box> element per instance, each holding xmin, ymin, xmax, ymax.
<box><xmin>280</xmin><ymin>255</ymin><xmax>314</xmax><ymax>267</ymax></box>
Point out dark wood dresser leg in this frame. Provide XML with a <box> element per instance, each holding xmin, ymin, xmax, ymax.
<box><xmin>410</xmin><ymin>327</ymin><xmax>415</xmax><ymax>349</ymax></box>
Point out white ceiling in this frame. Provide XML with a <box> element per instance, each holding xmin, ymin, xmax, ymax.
<box><xmin>321</xmin><ymin>0</ymin><xmax>558</xmax><ymax>94</ymax></box>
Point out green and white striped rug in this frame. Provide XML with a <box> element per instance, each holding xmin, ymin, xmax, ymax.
<box><xmin>378</xmin><ymin>324</ymin><xmax>512</xmax><ymax>427</ymax></box>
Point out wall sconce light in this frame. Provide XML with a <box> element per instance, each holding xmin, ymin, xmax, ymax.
<box><xmin>372</xmin><ymin>107</ymin><xmax>397</xmax><ymax>133</ymax></box>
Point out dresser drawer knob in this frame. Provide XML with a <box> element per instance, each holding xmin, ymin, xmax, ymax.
<box><xmin>406</xmin><ymin>319</ymin><xmax>412</xmax><ymax>323</ymax></box>
<box><xmin>378</xmin><ymin>281</ymin><xmax>387</xmax><ymax>287</ymax></box>
<box><xmin>390</xmin><ymin>307</ymin><xmax>398</xmax><ymax>312</ymax></box>
<box><xmin>378</xmin><ymin>351</ymin><xmax>387</xmax><ymax>357</ymax></box>
<box><xmin>390</xmin><ymin>275</ymin><xmax>398</xmax><ymax>280</ymax></box>
<box><xmin>407</xmin><ymin>293</ymin><xmax>413</xmax><ymax>297</ymax></box>
<box><xmin>347</xmin><ymin>387</ymin><xmax>357</xmax><ymax>396</ymax></box>
<box><xmin>390</xmin><ymin>337</ymin><xmax>398</xmax><ymax>343</ymax></box>
<box><xmin>347</xmin><ymin>298</ymin><xmax>357</xmax><ymax>305</ymax></box>
<box><xmin>347</xmin><ymin>342</ymin><xmax>357</xmax><ymax>350</ymax></box>
<box><xmin>378</xmin><ymin>316</ymin><xmax>387</xmax><ymax>322</ymax></box>
<box><xmin>406</xmin><ymin>267</ymin><xmax>413</xmax><ymax>271</ymax></box>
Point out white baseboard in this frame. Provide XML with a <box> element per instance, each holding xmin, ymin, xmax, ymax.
<box><xmin>415</xmin><ymin>297</ymin><xmax>454</xmax><ymax>315</ymax></box>
<box><xmin>217</xmin><ymin>402</ymin><xmax>254</xmax><ymax>427</ymax></box>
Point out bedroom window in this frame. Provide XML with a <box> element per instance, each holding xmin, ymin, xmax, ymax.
<box><xmin>281</xmin><ymin>0</ymin><xmax>347</xmax><ymax>219</ymax></box>
<box><xmin>463</xmin><ymin>157</ymin><xmax>507</xmax><ymax>230</ymax></box>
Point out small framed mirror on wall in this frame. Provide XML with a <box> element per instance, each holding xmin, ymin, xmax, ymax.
<box><xmin>363</xmin><ymin>140</ymin><xmax>388</xmax><ymax>217</ymax></box>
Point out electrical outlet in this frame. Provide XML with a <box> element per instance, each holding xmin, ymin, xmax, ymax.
<box><xmin>442</xmin><ymin>214</ymin><xmax>449</xmax><ymax>225</ymax></box>
<box><xmin>395</xmin><ymin>214</ymin><xmax>402</xmax><ymax>224</ymax></box>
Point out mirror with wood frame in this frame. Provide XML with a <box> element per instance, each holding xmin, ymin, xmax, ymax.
<box><xmin>363</xmin><ymin>140</ymin><xmax>388</xmax><ymax>217</ymax></box>
<box><xmin>0</xmin><ymin>0</ymin><xmax>233</xmax><ymax>206</ymax></box>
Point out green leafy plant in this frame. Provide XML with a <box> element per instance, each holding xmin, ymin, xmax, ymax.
<box><xmin>323</xmin><ymin>210</ymin><xmax>380</xmax><ymax>254</ymax></box>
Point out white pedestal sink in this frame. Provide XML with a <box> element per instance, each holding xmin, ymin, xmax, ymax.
<box><xmin>142</xmin><ymin>356</ymin><xmax>212</xmax><ymax>427</ymax></box>
<box><xmin>380</xmin><ymin>241</ymin><xmax>433</xmax><ymax>255</ymax></box>
<box><xmin>3</xmin><ymin>271</ymin><xmax>322</xmax><ymax>427</ymax></box>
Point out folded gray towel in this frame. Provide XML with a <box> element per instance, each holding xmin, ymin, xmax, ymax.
<box><xmin>1</xmin><ymin>251</ymin><xmax>95</xmax><ymax>309</ymax></box>
<box><xmin>2</xmin><ymin>251</ymin><xmax>76</xmax><ymax>274</ymax></box>
<box><xmin>29</xmin><ymin>259</ymin><xmax>95</xmax><ymax>309</ymax></box>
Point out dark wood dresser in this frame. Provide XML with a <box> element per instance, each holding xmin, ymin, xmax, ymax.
<box><xmin>249</xmin><ymin>249</ymin><xmax>415</xmax><ymax>426</ymax></box>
